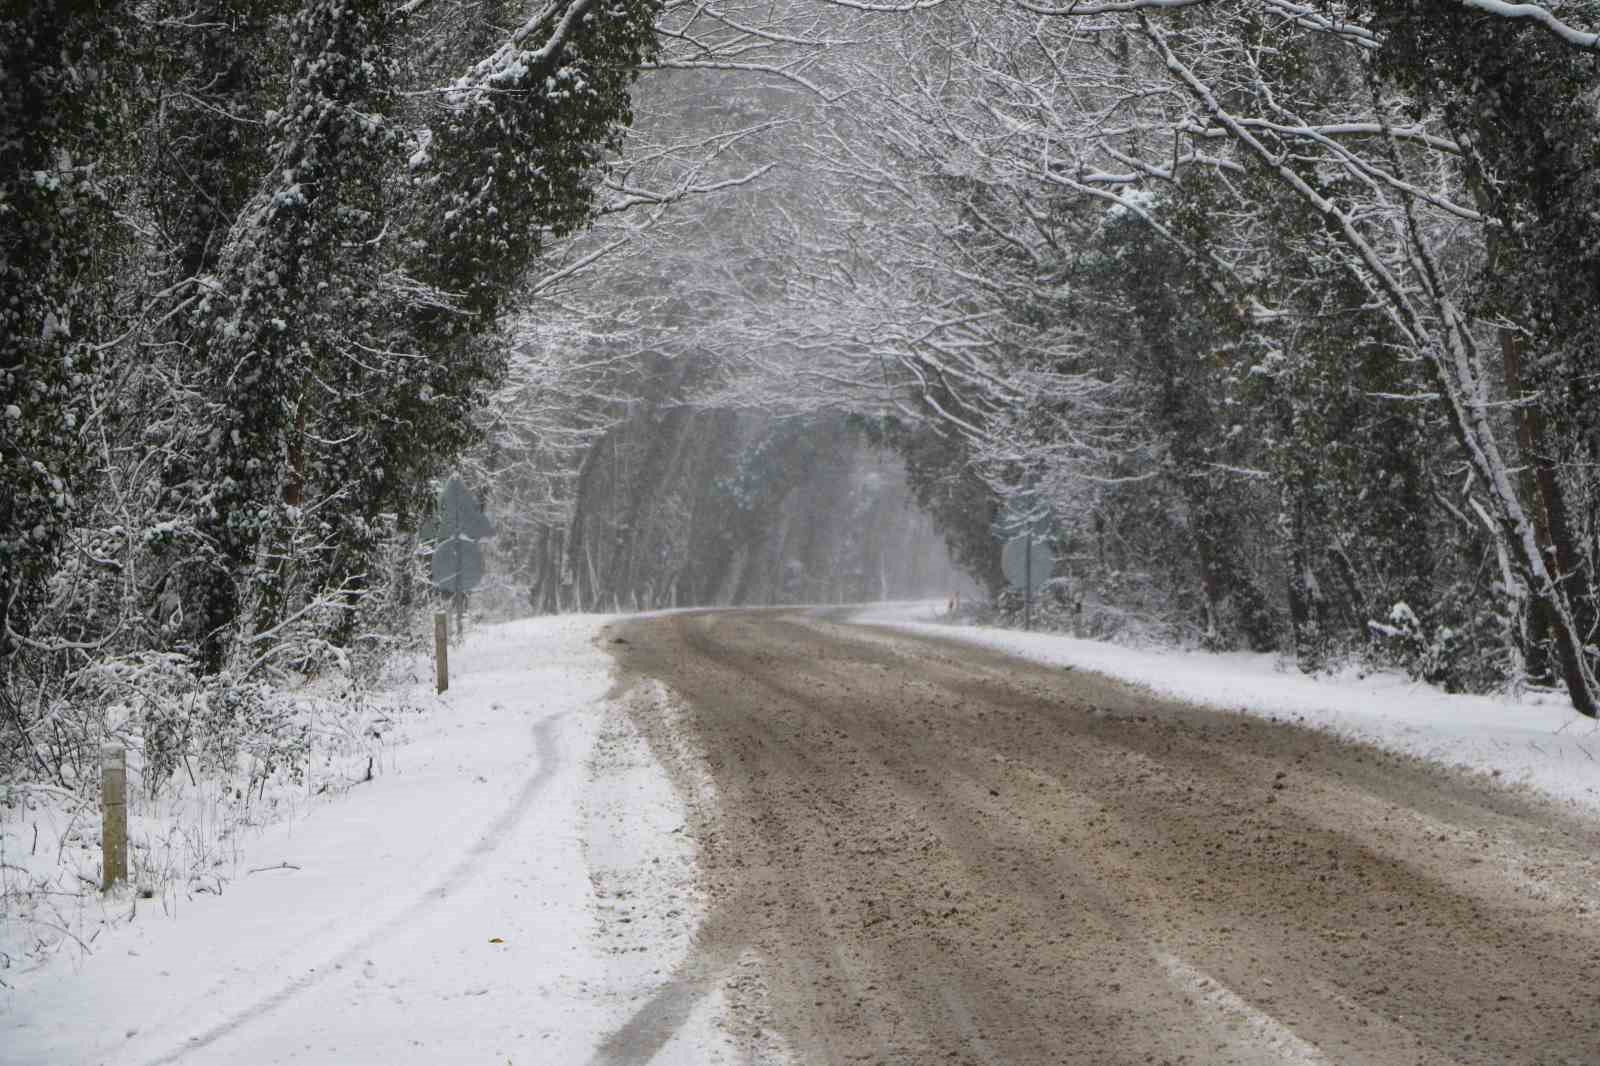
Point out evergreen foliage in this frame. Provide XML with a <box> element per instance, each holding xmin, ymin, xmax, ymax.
<box><xmin>0</xmin><ymin>0</ymin><xmax>661</xmax><ymax>783</ymax></box>
<box><xmin>0</xmin><ymin>2</ymin><xmax>123</xmax><ymax>656</ymax></box>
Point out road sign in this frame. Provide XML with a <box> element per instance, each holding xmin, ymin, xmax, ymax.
<box><xmin>423</xmin><ymin>476</ymin><xmax>494</xmax><ymax>545</ymax></box>
<box><xmin>430</xmin><ymin>536</ymin><xmax>484</xmax><ymax>593</ymax></box>
<box><xmin>1002</xmin><ymin>535</ymin><xmax>1054</xmax><ymax>592</ymax></box>
<box><xmin>425</xmin><ymin>476</ymin><xmax>494</xmax><ymax>632</ymax></box>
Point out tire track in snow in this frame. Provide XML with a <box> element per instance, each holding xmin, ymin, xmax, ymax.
<box><xmin>138</xmin><ymin>713</ymin><xmax>569</xmax><ymax>1066</ymax></box>
<box><xmin>583</xmin><ymin>678</ymin><xmax>750</xmax><ymax>1066</ymax></box>
<box><xmin>584</xmin><ymin>890</ymin><xmax>754</xmax><ymax>1066</ymax></box>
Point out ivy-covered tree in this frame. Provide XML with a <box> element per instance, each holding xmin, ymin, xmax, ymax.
<box><xmin>190</xmin><ymin>0</ymin><xmax>400</xmax><ymax>665</ymax></box>
<box><xmin>0</xmin><ymin>1</ymin><xmax>123</xmax><ymax>656</ymax></box>
<box><xmin>303</xmin><ymin>0</ymin><xmax>665</xmax><ymax>636</ymax></box>
<box><xmin>139</xmin><ymin>1</ymin><xmax>288</xmax><ymax>286</ymax></box>
<box><xmin>168</xmin><ymin>0</ymin><xmax>662</xmax><ymax>666</ymax></box>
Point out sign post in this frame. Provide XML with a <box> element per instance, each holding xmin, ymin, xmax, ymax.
<box><xmin>1026</xmin><ymin>532</ymin><xmax>1033</xmax><ymax>632</ymax></box>
<box><xmin>999</xmin><ymin>487</ymin><xmax>1056</xmax><ymax>631</ymax></box>
<box><xmin>434</xmin><ymin>611</ymin><xmax>449</xmax><ymax>694</ymax></box>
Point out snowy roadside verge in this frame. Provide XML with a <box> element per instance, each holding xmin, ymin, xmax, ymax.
<box><xmin>1</xmin><ymin>663</ymin><xmax>411</xmax><ymax>983</ymax></box>
<box><xmin>852</xmin><ymin>602</ymin><xmax>1600</xmax><ymax>816</ymax></box>
<box><xmin>0</xmin><ymin>615</ymin><xmax>744</xmax><ymax>1065</ymax></box>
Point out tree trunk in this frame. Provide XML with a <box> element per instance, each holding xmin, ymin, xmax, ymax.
<box><xmin>1500</xmin><ymin>317</ymin><xmax>1557</xmax><ymax>684</ymax></box>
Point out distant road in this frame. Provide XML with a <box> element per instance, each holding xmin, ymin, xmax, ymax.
<box><xmin>600</xmin><ymin>609</ymin><xmax>1600</xmax><ymax>1066</ymax></box>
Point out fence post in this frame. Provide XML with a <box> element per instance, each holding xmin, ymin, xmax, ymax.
<box><xmin>101</xmin><ymin>746</ymin><xmax>128</xmax><ymax>892</ymax></box>
<box><xmin>434</xmin><ymin>611</ymin><xmax>449</xmax><ymax>694</ymax></box>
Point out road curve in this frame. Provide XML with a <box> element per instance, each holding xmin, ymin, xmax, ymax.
<box><xmin>601</xmin><ymin>609</ymin><xmax>1600</xmax><ymax>1066</ymax></box>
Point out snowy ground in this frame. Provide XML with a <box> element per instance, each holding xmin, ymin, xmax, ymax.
<box><xmin>856</xmin><ymin>602</ymin><xmax>1600</xmax><ymax>816</ymax></box>
<box><xmin>0</xmin><ymin>615</ymin><xmax>752</xmax><ymax>1066</ymax></box>
<box><xmin>9</xmin><ymin>603</ymin><xmax>1600</xmax><ymax>1066</ymax></box>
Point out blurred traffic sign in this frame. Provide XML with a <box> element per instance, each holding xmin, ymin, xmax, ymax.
<box><xmin>426</xmin><ymin>476</ymin><xmax>493</xmax><ymax>597</ymax></box>
<box><xmin>430</xmin><ymin>536</ymin><xmax>484</xmax><ymax>593</ymax></box>
<box><xmin>1001</xmin><ymin>534</ymin><xmax>1054</xmax><ymax>593</ymax></box>
<box><xmin>424</xmin><ymin>476</ymin><xmax>494</xmax><ymax>544</ymax></box>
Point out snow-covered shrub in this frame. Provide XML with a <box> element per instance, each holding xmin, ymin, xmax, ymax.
<box><xmin>341</xmin><ymin>526</ymin><xmax>433</xmax><ymax>686</ymax></box>
<box><xmin>1368</xmin><ymin>597</ymin><xmax>1507</xmax><ymax>694</ymax></box>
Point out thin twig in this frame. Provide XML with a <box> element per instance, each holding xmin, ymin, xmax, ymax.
<box><xmin>27</xmin><ymin>917</ymin><xmax>93</xmax><ymax>956</ymax></box>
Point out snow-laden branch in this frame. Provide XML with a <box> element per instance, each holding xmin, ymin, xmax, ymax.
<box><xmin>817</xmin><ymin>0</ymin><xmax>949</xmax><ymax>10</ymax></box>
<box><xmin>1180</xmin><ymin>120</ymin><xmax>1460</xmax><ymax>156</ymax></box>
<box><xmin>601</xmin><ymin>162</ymin><xmax>778</xmax><ymax>213</ymax></box>
<box><xmin>643</xmin><ymin>59</ymin><xmax>847</xmax><ymax>100</ymax></box>
<box><xmin>456</xmin><ymin>0</ymin><xmax>595</xmax><ymax>93</ymax></box>
<box><xmin>1015</xmin><ymin>0</ymin><xmax>1595</xmax><ymax>52</ymax></box>
<box><xmin>1138</xmin><ymin>11</ymin><xmax>1600</xmax><ymax>714</ymax></box>
<box><xmin>1016</xmin><ymin>0</ymin><xmax>1208</xmax><ymax>14</ymax></box>
<box><xmin>1456</xmin><ymin>0</ymin><xmax>1599</xmax><ymax>49</ymax></box>
<box><xmin>1257</xmin><ymin>0</ymin><xmax>1379</xmax><ymax>47</ymax></box>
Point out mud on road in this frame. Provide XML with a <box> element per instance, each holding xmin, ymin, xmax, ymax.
<box><xmin>599</xmin><ymin>610</ymin><xmax>1600</xmax><ymax>1066</ymax></box>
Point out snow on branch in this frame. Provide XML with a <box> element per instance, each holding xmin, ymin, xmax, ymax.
<box><xmin>817</xmin><ymin>0</ymin><xmax>949</xmax><ymax>10</ymax></box>
<box><xmin>643</xmin><ymin>59</ymin><xmax>847</xmax><ymax>100</ymax></box>
<box><xmin>1015</xmin><ymin>0</ymin><xmax>1209</xmax><ymax>14</ymax></box>
<box><xmin>1015</xmin><ymin>0</ymin><xmax>1597</xmax><ymax>51</ymax></box>
<box><xmin>455</xmin><ymin>0</ymin><xmax>596</xmax><ymax>94</ymax></box>
<box><xmin>600</xmin><ymin>162</ymin><xmax>779</xmax><ymax>214</ymax></box>
<box><xmin>1257</xmin><ymin>0</ymin><xmax>1379</xmax><ymax>47</ymax></box>
<box><xmin>1456</xmin><ymin>0</ymin><xmax>1599</xmax><ymax>49</ymax></box>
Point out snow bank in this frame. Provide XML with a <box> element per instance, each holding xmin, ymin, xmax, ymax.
<box><xmin>0</xmin><ymin>615</ymin><xmax>748</xmax><ymax>1065</ymax></box>
<box><xmin>854</xmin><ymin>602</ymin><xmax>1600</xmax><ymax>816</ymax></box>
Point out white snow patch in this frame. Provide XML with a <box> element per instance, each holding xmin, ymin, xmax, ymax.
<box><xmin>631</xmin><ymin>678</ymin><xmax>718</xmax><ymax>808</ymax></box>
<box><xmin>581</xmin><ymin>686</ymin><xmax>704</xmax><ymax>1009</ymax></box>
<box><xmin>0</xmin><ymin>614</ymin><xmax>746</xmax><ymax>1065</ymax></box>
